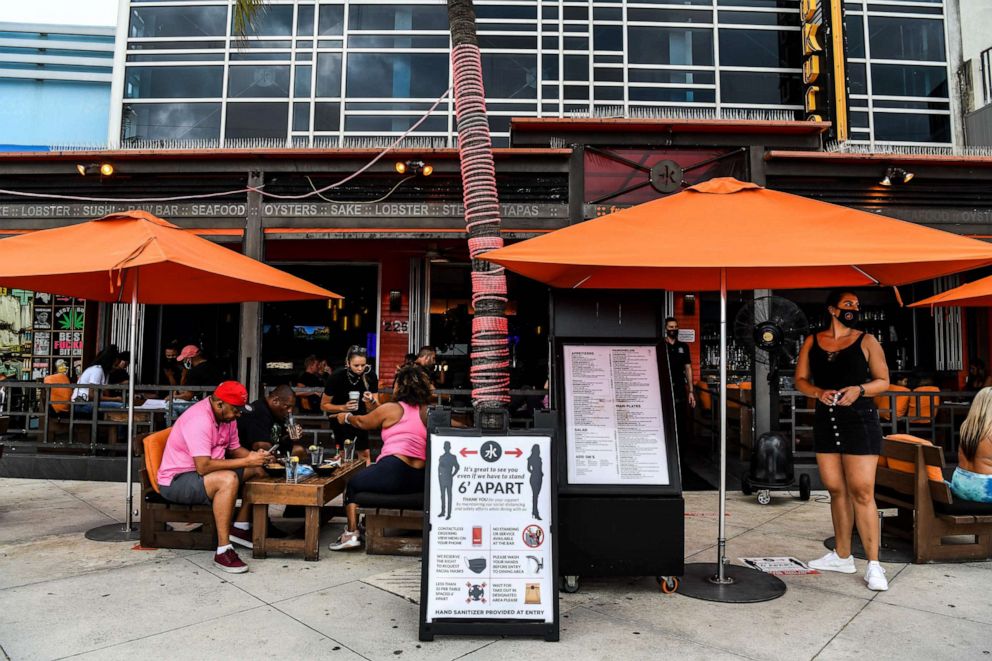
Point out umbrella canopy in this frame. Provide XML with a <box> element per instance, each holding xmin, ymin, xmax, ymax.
<box><xmin>0</xmin><ymin>210</ymin><xmax>340</xmax><ymax>303</ymax></box>
<box><xmin>481</xmin><ymin>178</ymin><xmax>992</xmax><ymax>291</ymax></box>
<box><xmin>909</xmin><ymin>274</ymin><xmax>992</xmax><ymax>308</ymax></box>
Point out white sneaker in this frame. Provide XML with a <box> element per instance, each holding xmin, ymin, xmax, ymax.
<box><xmin>328</xmin><ymin>530</ymin><xmax>361</xmax><ymax>551</ymax></box>
<box><xmin>865</xmin><ymin>561</ymin><xmax>889</xmax><ymax>591</ymax></box>
<box><xmin>808</xmin><ymin>551</ymin><xmax>857</xmax><ymax>574</ymax></box>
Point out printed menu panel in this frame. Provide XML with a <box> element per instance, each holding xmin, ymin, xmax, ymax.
<box><xmin>425</xmin><ymin>435</ymin><xmax>553</xmax><ymax>623</ymax></box>
<box><xmin>562</xmin><ymin>344</ymin><xmax>669</xmax><ymax>486</ymax></box>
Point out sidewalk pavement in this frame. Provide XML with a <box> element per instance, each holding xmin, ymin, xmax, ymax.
<box><xmin>1</xmin><ymin>477</ymin><xmax>989</xmax><ymax>661</ymax></box>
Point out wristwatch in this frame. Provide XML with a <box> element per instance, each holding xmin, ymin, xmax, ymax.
<box><xmin>857</xmin><ymin>385</ymin><xmax>865</xmax><ymax>398</ymax></box>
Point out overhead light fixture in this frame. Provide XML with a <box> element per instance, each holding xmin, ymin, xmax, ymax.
<box><xmin>880</xmin><ymin>167</ymin><xmax>914</xmax><ymax>187</ymax></box>
<box><xmin>395</xmin><ymin>160</ymin><xmax>433</xmax><ymax>177</ymax></box>
<box><xmin>76</xmin><ymin>162</ymin><xmax>115</xmax><ymax>177</ymax></box>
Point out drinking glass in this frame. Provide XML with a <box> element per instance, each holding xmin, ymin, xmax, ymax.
<box><xmin>309</xmin><ymin>446</ymin><xmax>324</xmax><ymax>466</ymax></box>
<box><xmin>343</xmin><ymin>440</ymin><xmax>355</xmax><ymax>463</ymax></box>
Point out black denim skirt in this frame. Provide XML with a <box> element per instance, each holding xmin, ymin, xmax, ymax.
<box><xmin>813</xmin><ymin>399</ymin><xmax>883</xmax><ymax>455</ymax></box>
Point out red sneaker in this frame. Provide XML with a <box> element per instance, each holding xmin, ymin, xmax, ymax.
<box><xmin>228</xmin><ymin>526</ymin><xmax>253</xmax><ymax>549</ymax></box>
<box><xmin>213</xmin><ymin>548</ymin><xmax>248</xmax><ymax>574</ymax></box>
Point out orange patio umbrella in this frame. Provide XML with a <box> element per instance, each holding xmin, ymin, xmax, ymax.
<box><xmin>481</xmin><ymin>178</ymin><xmax>992</xmax><ymax>602</ymax></box>
<box><xmin>909</xmin><ymin>274</ymin><xmax>992</xmax><ymax>308</ymax></box>
<box><xmin>0</xmin><ymin>210</ymin><xmax>340</xmax><ymax>541</ymax></box>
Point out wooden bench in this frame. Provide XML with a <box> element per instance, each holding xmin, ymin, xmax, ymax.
<box><xmin>355</xmin><ymin>491</ymin><xmax>424</xmax><ymax>556</ymax></box>
<box><xmin>139</xmin><ymin>428</ymin><xmax>217</xmax><ymax>551</ymax></box>
<box><xmin>875</xmin><ymin>437</ymin><xmax>992</xmax><ymax>563</ymax></box>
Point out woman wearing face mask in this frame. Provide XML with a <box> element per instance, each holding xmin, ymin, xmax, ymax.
<box><xmin>794</xmin><ymin>290</ymin><xmax>890</xmax><ymax>591</ymax></box>
<box><xmin>321</xmin><ymin>345</ymin><xmax>380</xmax><ymax>463</ymax></box>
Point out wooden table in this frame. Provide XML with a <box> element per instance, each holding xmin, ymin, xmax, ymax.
<box><xmin>244</xmin><ymin>460</ymin><xmax>365</xmax><ymax>561</ymax></box>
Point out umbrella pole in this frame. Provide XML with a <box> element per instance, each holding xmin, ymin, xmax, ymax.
<box><xmin>676</xmin><ymin>268</ymin><xmax>786</xmax><ymax>603</ymax></box>
<box><xmin>85</xmin><ymin>274</ymin><xmax>140</xmax><ymax>542</ymax></box>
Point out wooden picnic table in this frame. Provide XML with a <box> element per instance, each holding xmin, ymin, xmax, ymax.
<box><xmin>244</xmin><ymin>459</ymin><xmax>365</xmax><ymax>561</ymax></box>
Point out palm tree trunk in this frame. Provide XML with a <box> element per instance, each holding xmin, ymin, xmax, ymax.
<box><xmin>448</xmin><ymin>0</ymin><xmax>510</xmax><ymax>412</ymax></box>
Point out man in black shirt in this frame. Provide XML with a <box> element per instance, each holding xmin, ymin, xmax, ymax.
<box><xmin>237</xmin><ymin>385</ymin><xmax>305</xmax><ymax>459</ymax></box>
<box><xmin>294</xmin><ymin>355</ymin><xmax>325</xmax><ymax>413</ymax></box>
<box><xmin>664</xmin><ymin>317</ymin><xmax>696</xmax><ymax>445</ymax></box>
<box><xmin>175</xmin><ymin>345</ymin><xmax>225</xmax><ymax>401</ymax></box>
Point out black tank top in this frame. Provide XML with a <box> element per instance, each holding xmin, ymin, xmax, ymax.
<box><xmin>808</xmin><ymin>332</ymin><xmax>871</xmax><ymax>390</ymax></box>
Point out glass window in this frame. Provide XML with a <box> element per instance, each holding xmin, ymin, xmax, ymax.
<box><xmin>314</xmin><ymin>102</ymin><xmax>340</xmax><ymax>130</ymax></box>
<box><xmin>482</xmin><ymin>53</ymin><xmax>537</xmax><ymax>99</ymax></box>
<box><xmin>295</xmin><ymin>65</ymin><xmax>312</xmax><ymax>97</ymax></box>
<box><xmin>848</xmin><ymin>62</ymin><xmax>867</xmax><ymax>95</ymax></box>
<box><xmin>475</xmin><ymin>5</ymin><xmax>536</xmax><ymax>19</ymax></box>
<box><xmin>871</xmin><ymin>63</ymin><xmax>948</xmax><ymax>98</ymax></box>
<box><xmin>720</xmin><ymin>71</ymin><xmax>802</xmax><ymax>104</ymax></box>
<box><xmin>478</xmin><ymin>35</ymin><xmax>537</xmax><ymax>50</ymax></box>
<box><xmin>542</xmin><ymin>55</ymin><xmax>559</xmax><ymax>80</ymax></box>
<box><xmin>235</xmin><ymin>5</ymin><xmax>293</xmax><ymax>36</ymax></box>
<box><xmin>718</xmin><ymin>11</ymin><xmax>799</xmax><ymax>26</ymax></box>
<box><xmin>318</xmin><ymin>4</ymin><xmax>343</xmax><ymax>35</ymax></box>
<box><xmin>849</xmin><ymin>110</ymin><xmax>869</xmax><ymax>129</ymax></box>
<box><xmin>719</xmin><ymin>29</ymin><xmax>801</xmax><ymax>69</ymax></box>
<box><xmin>489</xmin><ymin>115</ymin><xmax>512</xmax><ymax>134</ymax></box>
<box><xmin>846</xmin><ymin>15</ymin><xmax>865</xmax><ymax>58</ymax></box>
<box><xmin>228</xmin><ymin>65</ymin><xmax>291</xmax><ymax>98</ymax></box>
<box><xmin>124</xmin><ymin>66</ymin><xmax>223</xmax><ymax>98</ymax></box>
<box><xmin>348</xmin><ymin>5</ymin><xmax>447</xmax><ymax>31</ymax></box>
<box><xmin>628</xmin><ymin>27</ymin><xmax>713</xmax><ymax>66</ymax></box>
<box><xmin>594</xmin><ymin>86</ymin><xmax>624</xmax><ymax>100</ymax></box>
<box><xmin>563</xmin><ymin>6</ymin><xmax>588</xmax><ymax>20</ymax></box>
<box><xmin>129</xmin><ymin>7</ymin><xmax>227</xmax><ymax>38</ymax></box>
<box><xmin>293</xmin><ymin>102</ymin><xmax>310</xmax><ymax>131</ymax></box>
<box><xmin>297</xmin><ymin>5</ymin><xmax>314</xmax><ymax>36</ymax></box>
<box><xmin>627</xmin><ymin>8</ymin><xmax>711</xmax><ymax>23</ymax></box>
<box><xmin>348</xmin><ymin>35</ymin><xmax>448</xmax><ymax>48</ymax></box>
<box><xmin>595</xmin><ymin>68</ymin><xmax>624</xmax><ymax>82</ymax></box>
<box><xmin>346</xmin><ymin>53</ymin><xmax>448</xmax><ymax>98</ymax></box>
<box><xmin>121</xmin><ymin>102</ymin><xmax>221</xmax><ymax>141</ymax></box>
<box><xmin>226</xmin><ymin>103</ymin><xmax>288</xmax><ymax>139</ymax></box>
<box><xmin>594</xmin><ymin>25</ymin><xmax>623</xmax><ymax>51</ymax></box>
<box><xmin>563</xmin><ymin>55</ymin><xmax>588</xmax><ymax>81</ymax></box>
<box><xmin>629</xmin><ymin>87</ymin><xmax>716</xmax><ymax>103</ymax></box>
<box><xmin>344</xmin><ymin>115</ymin><xmax>447</xmax><ymax>132</ymax></box>
<box><xmin>629</xmin><ymin>69</ymin><xmax>715</xmax><ymax>85</ymax></box>
<box><xmin>315</xmin><ymin>54</ymin><xmax>341</xmax><ymax>96</ymax></box>
<box><xmin>872</xmin><ymin>112</ymin><xmax>950</xmax><ymax>143</ymax></box>
<box><xmin>868</xmin><ymin>17</ymin><xmax>946</xmax><ymax>62</ymax></box>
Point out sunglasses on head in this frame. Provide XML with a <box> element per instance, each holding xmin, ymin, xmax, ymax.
<box><xmin>348</xmin><ymin>346</ymin><xmax>367</xmax><ymax>355</ymax></box>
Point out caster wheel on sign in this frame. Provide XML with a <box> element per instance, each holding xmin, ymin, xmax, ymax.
<box><xmin>799</xmin><ymin>473</ymin><xmax>811</xmax><ymax>501</ymax></box>
<box><xmin>741</xmin><ymin>474</ymin><xmax>753</xmax><ymax>496</ymax></box>
<box><xmin>657</xmin><ymin>576</ymin><xmax>679</xmax><ymax>594</ymax></box>
<box><xmin>562</xmin><ymin>575</ymin><xmax>580</xmax><ymax>594</ymax></box>
<box><xmin>757</xmin><ymin>489</ymin><xmax>772</xmax><ymax>505</ymax></box>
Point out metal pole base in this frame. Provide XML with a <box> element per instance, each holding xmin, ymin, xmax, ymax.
<box><xmin>678</xmin><ymin>562</ymin><xmax>787</xmax><ymax>603</ymax></box>
<box><xmin>85</xmin><ymin>522</ymin><xmax>140</xmax><ymax>543</ymax></box>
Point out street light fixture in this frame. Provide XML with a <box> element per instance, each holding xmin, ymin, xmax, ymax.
<box><xmin>879</xmin><ymin>167</ymin><xmax>914</xmax><ymax>187</ymax></box>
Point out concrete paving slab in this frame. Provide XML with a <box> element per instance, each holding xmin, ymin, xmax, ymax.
<box><xmin>874</xmin><ymin>562</ymin><xmax>992</xmax><ymax>625</ymax></box>
<box><xmin>186</xmin><ymin>543</ymin><xmax>420</xmax><ymax>604</ymax></box>
<box><xmin>685</xmin><ymin>528</ymin><xmax>907</xmax><ymax>601</ymax></box>
<box><xmin>586</xmin><ymin>581</ymin><xmax>870</xmax><ymax>661</ymax></box>
<box><xmin>683</xmin><ymin>517</ymin><xmax>750</xmax><ymax>558</ymax></box>
<box><xmin>817</xmin><ymin>600</ymin><xmax>992</xmax><ymax>660</ymax></box>
<box><xmin>0</xmin><ymin>534</ymin><xmax>181</xmax><ymax>590</ymax></box>
<box><xmin>0</xmin><ymin>500</ymin><xmax>116</xmax><ymax>545</ymax></box>
<box><xmin>684</xmin><ymin>491</ymin><xmax>806</xmax><ymax>530</ymax></box>
<box><xmin>460</xmin><ymin>604</ymin><xmax>748</xmax><ymax>661</ymax></box>
<box><xmin>277</xmin><ymin>579</ymin><xmax>497</xmax><ymax>660</ymax></box>
<box><xmin>0</xmin><ymin>556</ymin><xmax>264</xmax><ymax>661</ymax></box>
<box><xmin>69</xmin><ymin>604</ymin><xmax>366</xmax><ymax>661</ymax></box>
<box><xmin>750</xmin><ymin>498</ymin><xmax>838</xmax><ymax>542</ymax></box>
<box><xmin>965</xmin><ymin>560</ymin><xmax>992</xmax><ymax>571</ymax></box>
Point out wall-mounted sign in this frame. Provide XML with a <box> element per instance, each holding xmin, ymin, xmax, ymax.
<box><xmin>801</xmin><ymin>0</ymin><xmax>849</xmax><ymax>141</ymax></box>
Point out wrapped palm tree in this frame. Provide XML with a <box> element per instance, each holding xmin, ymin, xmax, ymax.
<box><xmin>233</xmin><ymin>1</ymin><xmax>510</xmax><ymax>413</ymax></box>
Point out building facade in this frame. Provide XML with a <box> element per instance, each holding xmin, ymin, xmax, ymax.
<box><xmin>110</xmin><ymin>0</ymin><xmax>956</xmax><ymax>148</ymax></box>
<box><xmin>0</xmin><ymin>22</ymin><xmax>115</xmax><ymax>150</ymax></box>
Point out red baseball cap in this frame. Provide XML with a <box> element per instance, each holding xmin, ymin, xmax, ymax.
<box><xmin>214</xmin><ymin>381</ymin><xmax>248</xmax><ymax>410</ymax></box>
<box><xmin>177</xmin><ymin>344</ymin><xmax>200</xmax><ymax>361</ymax></box>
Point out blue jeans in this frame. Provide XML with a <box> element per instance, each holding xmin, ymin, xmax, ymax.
<box><xmin>74</xmin><ymin>401</ymin><xmax>125</xmax><ymax>415</ymax></box>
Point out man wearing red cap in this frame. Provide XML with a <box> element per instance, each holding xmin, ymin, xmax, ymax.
<box><xmin>157</xmin><ymin>381</ymin><xmax>269</xmax><ymax>573</ymax></box>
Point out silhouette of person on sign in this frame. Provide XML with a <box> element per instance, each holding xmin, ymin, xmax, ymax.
<box><xmin>437</xmin><ymin>441</ymin><xmax>460</xmax><ymax>520</ymax></box>
<box><xmin>527</xmin><ymin>444</ymin><xmax>543</xmax><ymax>520</ymax></box>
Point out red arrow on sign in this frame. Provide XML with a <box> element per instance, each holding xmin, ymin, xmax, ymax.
<box><xmin>504</xmin><ymin>448</ymin><xmax>523</xmax><ymax>458</ymax></box>
<box><xmin>459</xmin><ymin>448</ymin><xmax>478</xmax><ymax>457</ymax></box>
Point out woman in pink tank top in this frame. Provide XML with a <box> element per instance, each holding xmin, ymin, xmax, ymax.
<box><xmin>328</xmin><ymin>365</ymin><xmax>432</xmax><ymax>551</ymax></box>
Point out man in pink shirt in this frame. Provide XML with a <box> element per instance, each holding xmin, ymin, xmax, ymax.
<box><xmin>158</xmin><ymin>381</ymin><xmax>269</xmax><ymax>573</ymax></box>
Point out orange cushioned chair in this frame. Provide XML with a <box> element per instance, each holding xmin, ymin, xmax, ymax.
<box><xmin>695</xmin><ymin>380</ymin><xmax>712</xmax><ymax>412</ymax></box>
<box><xmin>908</xmin><ymin>386</ymin><xmax>941</xmax><ymax>423</ymax></box>
<box><xmin>875</xmin><ymin>384</ymin><xmax>911</xmax><ymax>421</ymax></box>
<box><xmin>881</xmin><ymin>434</ymin><xmax>944</xmax><ymax>482</ymax></box>
<box><xmin>139</xmin><ymin>427</ymin><xmax>217</xmax><ymax>550</ymax></box>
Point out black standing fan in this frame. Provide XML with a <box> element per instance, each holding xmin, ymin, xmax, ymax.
<box><xmin>733</xmin><ymin>296</ymin><xmax>811</xmax><ymax>504</ymax></box>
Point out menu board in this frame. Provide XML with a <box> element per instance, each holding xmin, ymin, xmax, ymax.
<box><xmin>562</xmin><ymin>344</ymin><xmax>669</xmax><ymax>486</ymax></box>
<box><xmin>423</xmin><ymin>434</ymin><xmax>554</xmax><ymax>625</ymax></box>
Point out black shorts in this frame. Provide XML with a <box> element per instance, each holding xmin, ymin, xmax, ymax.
<box><xmin>159</xmin><ymin>468</ymin><xmax>244</xmax><ymax>505</ymax></box>
<box><xmin>814</xmin><ymin>400</ymin><xmax>883</xmax><ymax>455</ymax></box>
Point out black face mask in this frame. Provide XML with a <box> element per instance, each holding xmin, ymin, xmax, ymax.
<box><xmin>836</xmin><ymin>309</ymin><xmax>860</xmax><ymax>329</ymax></box>
<box><xmin>666</xmin><ymin>329</ymin><xmax>679</xmax><ymax>339</ymax></box>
